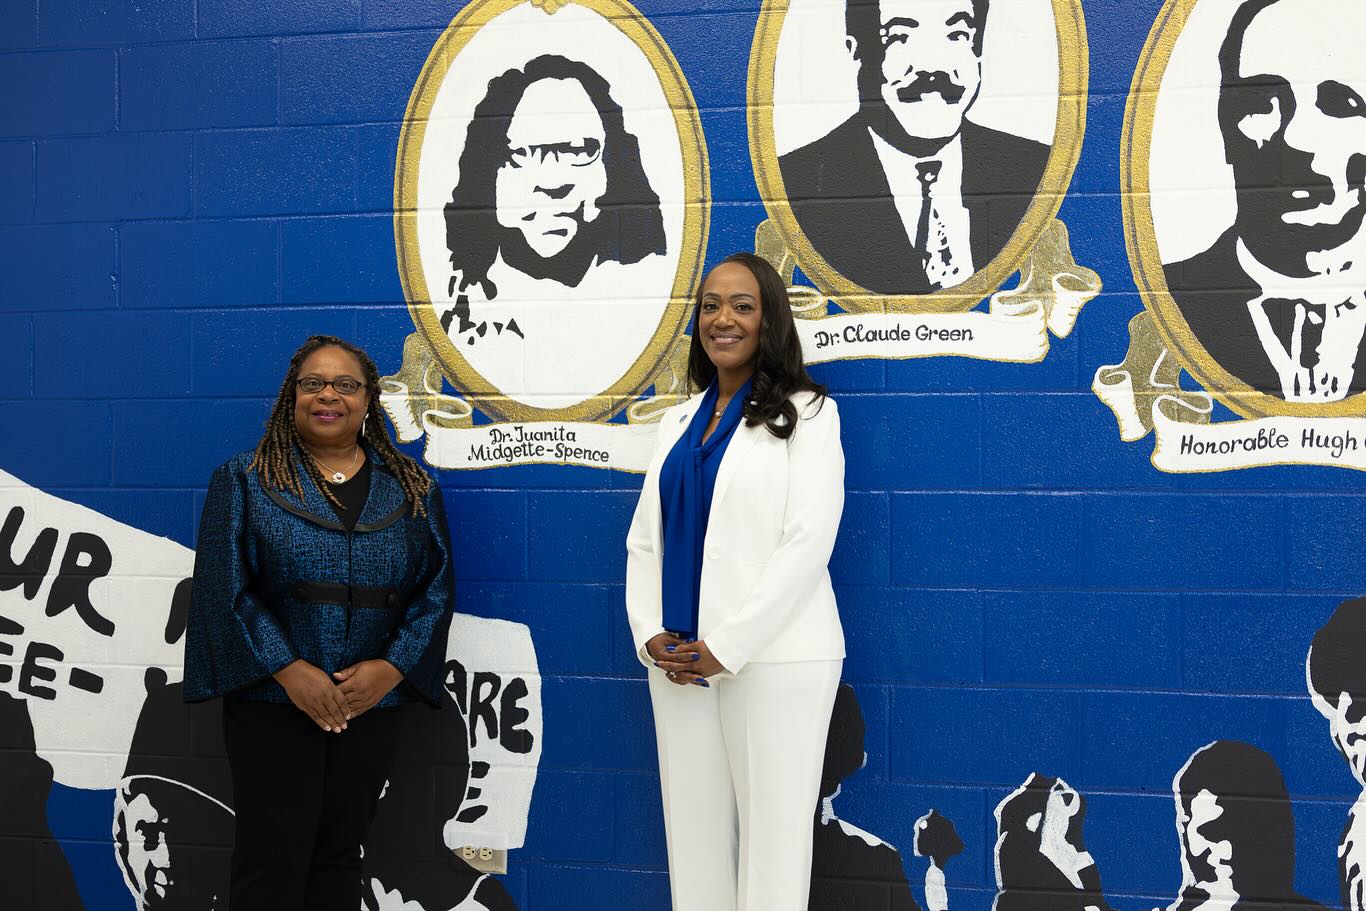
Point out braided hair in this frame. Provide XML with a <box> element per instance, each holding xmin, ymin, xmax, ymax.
<box><xmin>250</xmin><ymin>335</ymin><xmax>433</xmax><ymax>516</ymax></box>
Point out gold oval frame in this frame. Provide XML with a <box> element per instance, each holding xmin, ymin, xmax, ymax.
<box><xmin>748</xmin><ymin>0</ymin><xmax>1088</xmax><ymax>314</ymax></box>
<box><xmin>1123</xmin><ymin>0</ymin><xmax>1366</xmax><ymax>419</ymax></box>
<box><xmin>395</xmin><ymin>0</ymin><xmax>710</xmax><ymax>423</ymax></box>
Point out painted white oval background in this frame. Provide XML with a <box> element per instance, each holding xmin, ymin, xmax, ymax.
<box><xmin>1142</xmin><ymin>0</ymin><xmax>1353</xmax><ymax>265</ymax></box>
<box><xmin>414</xmin><ymin>1</ymin><xmax>686</xmax><ymax>410</ymax></box>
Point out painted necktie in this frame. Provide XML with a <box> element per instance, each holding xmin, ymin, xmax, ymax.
<box><xmin>912</xmin><ymin>160</ymin><xmax>966</xmax><ymax>291</ymax></box>
<box><xmin>1259</xmin><ymin>296</ymin><xmax>1365</xmax><ymax>401</ymax></box>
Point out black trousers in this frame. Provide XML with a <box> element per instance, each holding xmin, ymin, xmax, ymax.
<box><xmin>222</xmin><ymin>697</ymin><xmax>404</xmax><ymax>910</ymax></box>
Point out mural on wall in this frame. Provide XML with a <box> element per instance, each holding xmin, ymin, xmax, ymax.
<box><xmin>810</xmin><ymin>683</ymin><xmax>920</xmax><ymax>910</ymax></box>
<box><xmin>113</xmin><ymin>672</ymin><xmax>234</xmax><ymax>910</ymax></box>
<box><xmin>808</xmin><ymin>680</ymin><xmax>1333</xmax><ymax>911</ymax></box>
<box><xmin>804</xmin><ymin>677</ymin><xmax>1345</xmax><ymax>911</ymax></box>
<box><xmin>914</xmin><ymin>810</ymin><xmax>963</xmax><ymax>911</ymax></box>
<box><xmin>381</xmin><ymin>0</ymin><xmax>710</xmax><ymax>471</ymax></box>
<box><xmin>984</xmin><ymin>744</ymin><xmax>1325</xmax><ymax>911</ymax></box>
<box><xmin>1</xmin><ymin>471</ymin><xmax>540</xmax><ymax>910</ymax></box>
<box><xmin>362</xmin><ymin>612</ymin><xmax>539</xmax><ymax>911</ymax></box>
<box><xmin>363</xmin><ymin>647</ymin><xmax>524</xmax><ymax>911</ymax></box>
<box><xmin>1308</xmin><ymin>596</ymin><xmax>1366</xmax><ymax>911</ymax></box>
<box><xmin>1165</xmin><ymin>740</ymin><xmax>1324</xmax><ymax>911</ymax></box>
<box><xmin>749</xmin><ymin>0</ymin><xmax>1101</xmax><ymax>365</ymax></box>
<box><xmin>0</xmin><ymin>468</ymin><xmax>192</xmax><ymax>791</ymax></box>
<box><xmin>805</xmin><ymin>678</ymin><xmax>1330</xmax><ymax>911</ymax></box>
<box><xmin>1097</xmin><ymin>0</ymin><xmax>1366</xmax><ymax>472</ymax></box>
<box><xmin>0</xmin><ymin>690</ymin><xmax>81</xmax><ymax>908</ymax></box>
<box><xmin>992</xmin><ymin>774</ymin><xmax>1108</xmax><ymax>911</ymax></box>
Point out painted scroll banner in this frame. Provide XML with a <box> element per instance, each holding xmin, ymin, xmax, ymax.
<box><xmin>382</xmin><ymin>330</ymin><xmax>674</xmax><ymax>473</ymax></box>
<box><xmin>1094</xmin><ymin>314</ymin><xmax>1366</xmax><ymax>473</ymax></box>
<box><xmin>779</xmin><ymin>218</ymin><xmax>1101</xmax><ymax>366</ymax></box>
<box><xmin>381</xmin><ymin>382</ymin><xmax>662</xmax><ymax>472</ymax></box>
<box><xmin>1149</xmin><ymin>402</ymin><xmax>1365</xmax><ymax>474</ymax></box>
<box><xmin>386</xmin><ymin>411</ymin><xmax>660</xmax><ymax>473</ymax></box>
<box><xmin>798</xmin><ymin>303</ymin><xmax>1054</xmax><ymax>365</ymax></box>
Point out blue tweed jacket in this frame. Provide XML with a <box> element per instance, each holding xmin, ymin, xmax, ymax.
<box><xmin>183</xmin><ymin>446</ymin><xmax>455</xmax><ymax>707</ymax></box>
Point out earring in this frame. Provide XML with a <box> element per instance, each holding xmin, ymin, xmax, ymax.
<box><xmin>363</xmin><ymin>415</ymin><xmax>369</xmax><ymax>436</ymax></box>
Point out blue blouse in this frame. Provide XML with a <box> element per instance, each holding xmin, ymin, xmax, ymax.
<box><xmin>657</xmin><ymin>379</ymin><xmax>754</xmax><ymax>638</ymax></box>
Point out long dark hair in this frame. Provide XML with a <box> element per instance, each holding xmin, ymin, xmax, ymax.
<box><xmin>250</xmin><ymin>335</ymin><xmax>433</xmax><ymax>516</ymax></box>
<box><xmin>687</xmin><ymin>252</ymin><xmax>826</xmax><ymax>440</ymax></box>
<box><xmin>444</xmin><ymin>54</ymin><xmax>666</xmax><ymax>301</ymax></box>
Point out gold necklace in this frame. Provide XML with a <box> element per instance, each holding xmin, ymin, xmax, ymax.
<box><xmin>310</xmin><ymin>446</ymin><xmax>360</xmax><ymax>484</ymax></box>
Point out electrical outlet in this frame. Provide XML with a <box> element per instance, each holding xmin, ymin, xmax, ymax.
<box><xmin>454</xmin><ymin>845</ymin><xmax>507</xmax><ymax>874</ymax></box>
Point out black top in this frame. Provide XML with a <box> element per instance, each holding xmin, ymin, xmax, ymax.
<box><xmin>326</xmin><ymin>459</ymin><xmax>371</xmax><ymax>530</ymax></box>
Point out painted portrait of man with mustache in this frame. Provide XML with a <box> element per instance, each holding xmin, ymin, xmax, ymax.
<box><xmin>779</xmin><ymin>0</ymin><xmax>1052</xmax><ymax>295</ymax></box>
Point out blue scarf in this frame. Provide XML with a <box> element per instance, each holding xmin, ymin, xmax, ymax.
<box><xmin>657</xmin><ymin>379</ymin><xmax>754</xmax><ymax>638</ymax></box>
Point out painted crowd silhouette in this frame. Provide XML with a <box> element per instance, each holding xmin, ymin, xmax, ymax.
<box><xmin>807</xmin><ymin>596</ymin><xmax>1366</xmax><ymax>911</ymax></box>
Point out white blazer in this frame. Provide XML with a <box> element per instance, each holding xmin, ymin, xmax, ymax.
<box><xmin>625</xmin><ymin>390</ymin><xmax>846</xmax><ymax>674</ymax></box>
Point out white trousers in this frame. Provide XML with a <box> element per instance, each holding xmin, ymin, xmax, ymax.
<box><xmin>648</xmin><ymin>658</ymin><xmax>842</xmax><ymax>911</ymax></box>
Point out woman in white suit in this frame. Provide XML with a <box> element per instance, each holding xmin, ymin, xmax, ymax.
<box><xmin>625</xmin><ymin>252</ymin><xmax>846</xmax><ymax>911</ymax></box>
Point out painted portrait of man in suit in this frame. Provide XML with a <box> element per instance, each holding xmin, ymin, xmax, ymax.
<box><xmin>1161</xmin><ymin>0</ymin><xmax>1366</xmax><ymax>404</ymax></box>
<box><xmin>779</xmin><ymin>0</ymin><xmax>1052</xmax><ymax>295</ymax></box>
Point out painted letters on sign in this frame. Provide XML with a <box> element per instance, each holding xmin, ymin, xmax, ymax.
<box><xmin>0</xmin><ymin>469</ymin><xmax>191</xmax><ymax>790</ymax></box>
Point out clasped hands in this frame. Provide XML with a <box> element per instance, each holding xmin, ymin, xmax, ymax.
<box><xmin>646</xmin><ymin>632</ymin><xmax>725</xmax><ymax>687</ymax></box>
<box><xmin>272</xmin><ymin>658</ymin><xmax>402</xmax><ymax>732</ymax></box>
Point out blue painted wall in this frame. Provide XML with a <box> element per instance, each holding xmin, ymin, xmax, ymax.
<box><xmin>3</xmin><ymin>1</ymin><xmax>1364</xmax><ymax>909</ymax></box>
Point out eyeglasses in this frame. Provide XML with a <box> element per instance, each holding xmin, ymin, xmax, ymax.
<box><xmin>296</xmin><ymin>376</ymin><xmax>366</xmax><ymax>396</ymax></box>
<box><xmin>505</xmin><ymin>138</ymin><xmax>603</xmax><ymax>170</ymax></box>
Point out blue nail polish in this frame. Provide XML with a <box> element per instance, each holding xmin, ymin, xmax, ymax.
<box><xmin>697</xmin><ymin>679</ymin><xmax>709</xmax><ymax>688</ymax></box>
<box><xmin>665</xmin><ymin>645</ymin><xmax>676</xmax><ymax>653</ymax></box>
<box><xmin>692</xmin><ymin>653</ymin><xmax>700</xmax><ymax>661</ymax></box>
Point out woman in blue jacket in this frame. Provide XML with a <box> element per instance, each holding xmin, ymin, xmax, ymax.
<box><xmin>183</xmin><ymin>334</ymin><xmax>455</xmax><ymax>910</ymax></box>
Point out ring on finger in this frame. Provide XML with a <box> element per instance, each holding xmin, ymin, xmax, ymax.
<box><xmin>666</xmin><ymin>671</ymin><xmax>677</xmax><ymax>679</ymax></box>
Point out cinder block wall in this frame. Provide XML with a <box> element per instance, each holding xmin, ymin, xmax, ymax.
<box><xmin>4</xmin><ymin>1</ymin><xmax>1364</xmax><ymax>910</ymax></box>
